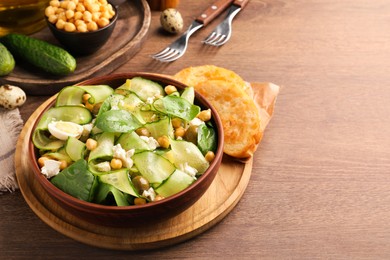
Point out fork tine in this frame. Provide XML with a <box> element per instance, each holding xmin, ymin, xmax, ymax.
<box><xmin>210</xmin><ymin>35</ymin><xmax>228</xmax><ymax>46</ymax></box>
<box><xmin>202</xmin><ymin>32</ymin><xmax>217</xmax><ymax>43</ymax></box>
<box><xmin>161</xmin><ymin>52</ymin><xmax>183</xmax><ymax>62</ymax></box>
<box><xmin>206</xmin><ymin>34</ymin><xmax>225</xmax><ymax>45</ymax></box>
<box><xmin>159</xmin><ymin>49</ymin><xmax>180</xmax><ymax>60</ymax></box>
<box><xmin>152</xmin><ymin>48</ymin><xmax>172</xmax><ymax>59</ymax></box>
<box><xmin>152</xmin><ymin>48</ymin><xmax>183</xmax><ymax>62</ymax></box>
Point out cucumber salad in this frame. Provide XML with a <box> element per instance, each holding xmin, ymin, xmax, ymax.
<box><xmin>32</xmin><ymin>77</ymin><xmax>217</xmax><ymax>206</ymax></box>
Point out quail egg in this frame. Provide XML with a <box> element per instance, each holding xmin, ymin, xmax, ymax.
<box><xmin>160</xmin><ymin>8</ymin><xmax>184</xmax><ymax>34</ymax></box>
<box><xmin>48</xmin><ymin>121</ymin><xmax>84</xmax><ymax>140</ymax></box>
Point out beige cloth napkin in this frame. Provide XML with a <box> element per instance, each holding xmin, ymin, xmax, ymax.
<box><xmin>0</xmin><ymin>108</ymin><xmax>23</xmax><ymax>193</ymax></box>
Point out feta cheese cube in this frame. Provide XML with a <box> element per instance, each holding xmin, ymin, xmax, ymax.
<box><xmin>41</xmin><ymin>159</ymin><xmax>62</xmax><ymax>178</ymax></box>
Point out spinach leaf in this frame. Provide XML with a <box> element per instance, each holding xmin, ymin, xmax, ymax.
<box><xmin>51</xmin><ymin>159</ymin><xmax>97</xmax><ymax>202</ymax></box>
<box><xmin>95</xmin><ymin>110</ymin><xmax>142</xmax><ymax>133</ymax></box>
<box><xmin>153</xmin><ymin>95</ymin><xmax>200</xmax><ymax>121</ymax></box>
<box><xmin>197</xmin><ymin>123</ymin><xmax>217</xmax><ymax>155</ymax></box>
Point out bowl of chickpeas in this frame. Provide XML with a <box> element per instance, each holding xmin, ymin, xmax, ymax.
<box><xmin>44</xmin><ymin>0</ymin><xmax>118</xmax><ymax>55</ymax></box>
<box><xmin>28</xmin><ymin>72</ymin><xmax>224</xmax><ymax>227</ymax></box>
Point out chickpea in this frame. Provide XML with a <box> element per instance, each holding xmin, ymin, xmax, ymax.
<box><xmin>197</xmin><ymin>109</ymin><xmax>212</xmax><ymax>122</ymax></box>
<box><xmin>97</xmin><ymin>17</ymin><xmax>110</xmax><ymax>27</ymax></box>
<box><xmin>164</xmin><ymin>85</ymin><xmax>177</xmax><ymax>95</ymax></box>
<box><xmin>101</xmin><ymin>10</ymin><xmax>111</xmax><ymax>19</ymax></box>
<box><xmin>88</xmin><ymin>3</ymin><xmax>100</xmax><ymax>13</ymax></box>
<box><xmin>92</xmin><ymin>12</ymin><xmax>101</xmax><ymax>22</ymax></box>
<box><xmin>75</xmin><ymin>19</ymin><xmax>84</xmax><ymax>27</ymax></box>
<box><xmin>136</xmin><ymin>127</ymin><xmax>151</xmax><ymax>137</ymax></box>
<box><xmin>74</xmin><ymin>11</ymin><xmax>83</xmax><ymax>20</ymax></box>
<box><xmin>38</xmin><ymin>156</ymin><xmax>49</xmax><ymax>168</ymax></box>
<box><xmin>174</xmin><ymin>126</ymin><xmax>186</xmax><ymax>138</ymax></box>
<box><xmin>77</xmin><ymin>24</ymin><xmax>88</xmax><ymax>32</ymax></box>
<box><xmin>82</xmin><ymin>93</ymin><xmax>91</xmax><ymax>103</ymax></box>
<box><xmin>57</xmin><ymin>12</ymin><xmax>67</xmax><ymax>22</ymax></box>
<box><xmin>86</xmin><ymin>138</ymin><xmax>98</xmax><ymax>150</ymax></box>
<box><xmin>67</xmin><ymin>1</ymin><xmax>76</xmax><ymax>11</ymax></box>
<box><xmin>65</xmin><ymin>9</ymin><xmax>74</xmax><ymax>19</ymax></box>
<box><xmin>45</xmin><ymin>6</ymin><xmax>55</xmax><ymax>17</ymax></box>
<box><xmin>76</xmin><ymin>3</ymin><xmax>85</xmax><ymax>12</ymax></box>
<box><xmin>87</xmin><ymin>21</ymin><xmax>98</xmax><ymax>31</ymax></box>
<box><xmin>205</xmin><ymin>151</ymin><xmax>215</xmax><ymax>163</ymax></box>
<box><xmin>83</xmin><ymin>10</ymin><xmax>92</xmax><ymax>22</ymax></box>
<box><xmin>50</xmin><ymin>0</ymin><xmax>60</xmax><ymax>8</ymax></box>
<box><xmin>60</xmin><ymin>0</ymin><xmax>69</xmax><ymax>9</ymax></box>
<box><xmin>64</xmin><ymin>22</ymin><xmax>76</xmax><ymax>32</ymax></box>
<box><xmin>46</xmin><ymin>0</ymin><xmax>115</xmax><ymax>32</ymax></box>
<box><xmin>55</xmin><ymin>7</ymin><xmax>64</xmax><ymax>14</ymax></box>
<box><xmin>56</xmin><ymin>19</ymin><xmax>66</xmax><ymax>30</ymax></box>
<box><xmin>134</xmin><ymin>197</ymin><xmax>147</xmax><ymax>205</ymax></box>
<box><xmin>154</xmin><ymin>194</ymin><xmax>165</xmax><ymax>201</ymax></box>
<box><xmin>110</xmin><ymin>158</ymin><xmax>122</xmax><ymax>170</ymax></box>
<box><xmin>157</xmin><ymin>135</ymin><xmax>170</xmax><ymax>148</ymax></box>
<box><xmin>171</xmin><ymin>117</ymin><xmax>182</xmax><ymax>128</ymax></box>
<box><xmin>59</xmin><ymin>160</ymin><xmax>68</xmax><ymax>170</ymax></box>
<box><xmin>48</xmin><ymin>14</ymin><xmax>58</xmax><ymax>24</ymax></box>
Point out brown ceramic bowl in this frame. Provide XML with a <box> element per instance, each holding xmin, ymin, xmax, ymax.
<box><xmin>29</xmin><ymin>72</ymin><xmax>224</xmax><ymax>227</ymax></box>
<box><xmin>46</xmin><ymin>2</ymin><xmax>118</xmax><ymax>55</ymax></box>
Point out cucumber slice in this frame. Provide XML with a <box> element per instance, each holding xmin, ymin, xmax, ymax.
<box><xmin>117</xmin><ymin>131</ymin><xmax>151</xmax><ymax>152</ymax></box>
<box><xmin>56</xmin><ymin>85</ymin><xmax>113</xmax><ymax>106</ymax></box>
<box><xmin>155</xmin><ymin>169</ymin><xmax>195</xmax><ymax>198</ymax></box>
<box><xmin>77</xmin><ymin>85</ymin><xmax>114</xmax><ymax>104</ymax></box>
<box><xmin>65</xmin><ymin>136</ymin><xmax>86</xmax><ymax>161</ymax></box>
<box><xmin>94</xmin><ymin>183</ymin><xmax>130</xmax><ymax>206</ymax></box>
<box><xmin>181</xmin><ymin>86</ymin><xmax>195</xmax><ymax>104</ymax></box>
<box><xmin>120</xmin><ymin>93</ymin><xmax>145</xmax><ymax>111</ymax></box>
<box><xmin>32</xmin><ymin>129</ymin><xmax>65</xmax><ymax>151</ymax></box>
<box><xmin>144</xmin><ymin>117</ymin><xmax>174</xmax><ymax>139</ymax></box>
<box><xmin>36</xmin><ymin>106</ymin><xmax>92</xmax><ymax>130</ymax></box>
<box><xmin>169</xmin><ymin>139</ymin><xmax>209</xmax><ymax>174</ymax></box>
<box><xmin>45</xmin><ymin>147</ymin><xmax>73</xmax><ymax>164</ymax></box>
<box><xmin>118</xmin><ymin>77</ymin><xmax>164</xmax><ymax>102</ymax></box>
<box><xmin>55</xmin><ymin>86</ymin><xmax>84</xmax><ymax>107</ymax></box>
<box><xmin>99</xmin><ymin>169</ymin><xmax>138</xmax><ymax>197</ymax></box>
<box><xmin>132</xmin><ymin>151</ymin><xmax>175</xmax><ymax>187</ymax></box>
<box><xmin>88</xmin><ymin>132</ymin><xmax>115</xmax><ymax>162</ymax></box>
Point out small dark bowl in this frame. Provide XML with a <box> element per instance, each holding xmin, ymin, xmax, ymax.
<box><xmin>29</xmin><ymin>72</ymin><xmax>224</xmax><ymax>227</ymax></box>
<box><xmin>46</xmin><ymin>3</ymin><xmax>118</xmax><ymax>55</ymax></box>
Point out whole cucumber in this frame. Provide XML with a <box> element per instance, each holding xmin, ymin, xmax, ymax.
<box><xmin>0</xmin><ymin>33</ymin><xmax>76</xmax><ymax>76</ymax></box>
<box><xmin>0</xmin><ymin>42</ymin><xmax>15</xmax><ymax>76</ymax></box>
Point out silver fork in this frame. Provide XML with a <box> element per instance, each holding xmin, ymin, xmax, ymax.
<box><xmin>152</xmin><ymin>0</ymin><xmax>233</xmax><ymax>62</ymax></box>
<box><xmin>203</xmin><ymin>0</ymin><xmax>249</xmax><ymax>46</ymax></box>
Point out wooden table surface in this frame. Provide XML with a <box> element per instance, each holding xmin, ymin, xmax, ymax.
<box><xmin>2</xmin><ymin>0</ymin><xmax>390</xmax><ymax>258</ymax></box>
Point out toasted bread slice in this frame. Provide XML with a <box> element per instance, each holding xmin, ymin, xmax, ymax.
<box><xmin>187</xmin><ymin>79</ymin><xmax>262</xmax><ymax>158</ymax></box>
<box><xmin>174</xmin><ymin>65</ymin><xmax>253</xmax><ymax>96</ymax></box>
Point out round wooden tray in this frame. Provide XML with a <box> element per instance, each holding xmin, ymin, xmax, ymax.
<box><xmin>0</xmin><ymin>0</ymin><xmax>151</xmax><ymax>96</ymax></box>
<box><xmin>15</xmin><ymin>95</ymin><xmax>253</xmax><ymax>250</ymax></box>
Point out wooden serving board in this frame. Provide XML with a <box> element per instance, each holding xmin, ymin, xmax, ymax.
<box><xmin>15</xmin><ymin>95</ymin><xmax>253</xmax><ymax>250</ymax></box>
<box><xmin>0</xmin><ymin>0</ymin><xmax>151</xmax><ymax>96</ymax></box>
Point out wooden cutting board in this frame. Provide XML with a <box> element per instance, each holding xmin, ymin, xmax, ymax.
<box><xmin>0</xmin><ymin>0</ymin><xmax>151</xmax><ymax>96</ymax></box>
<box><xmin>15</xmin><ymin>94</ymin><xmax>253</xmax><ymax>250</ymax></box>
